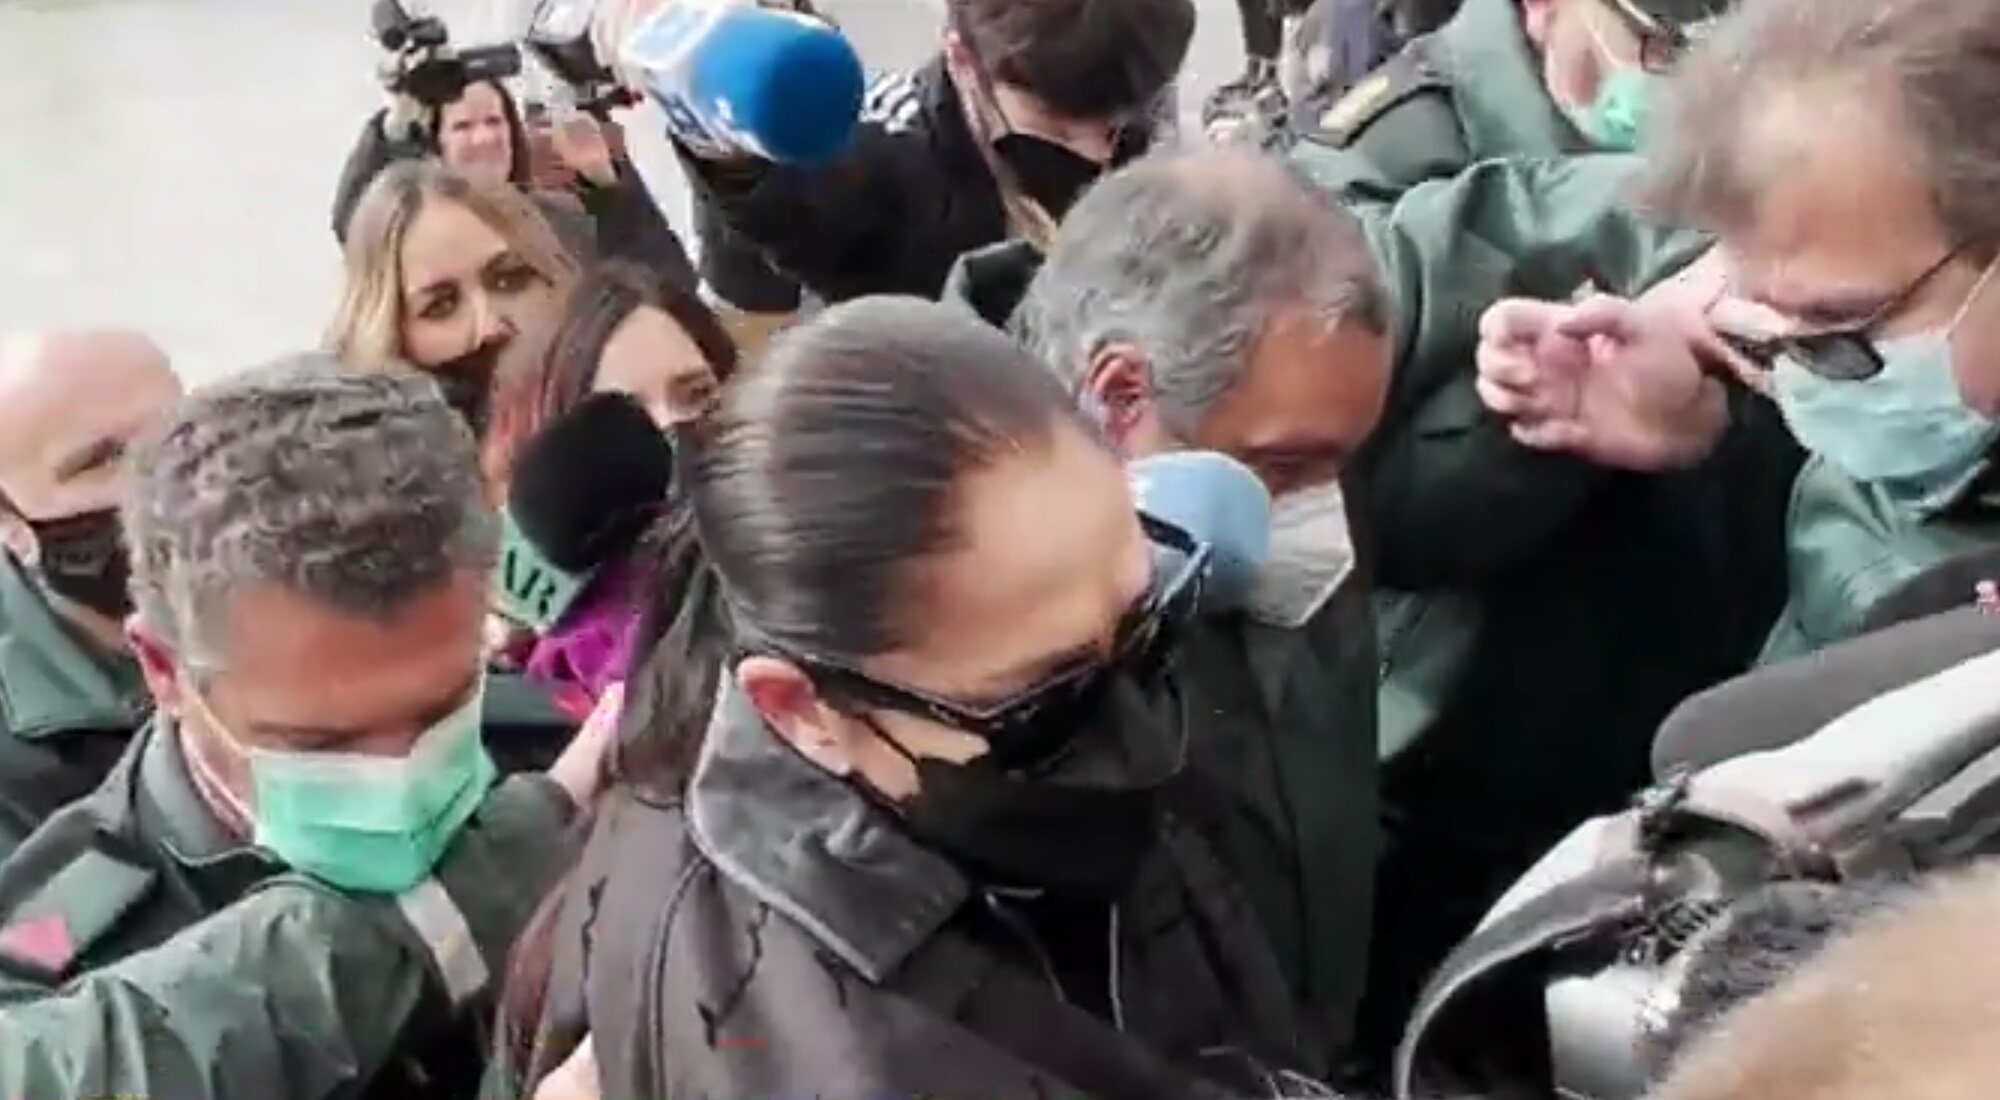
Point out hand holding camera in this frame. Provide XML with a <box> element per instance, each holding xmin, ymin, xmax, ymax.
<box><xmin>373</xmin><ymin>0</ymin><xmax>523</xmax><ymax>110</ymax></box>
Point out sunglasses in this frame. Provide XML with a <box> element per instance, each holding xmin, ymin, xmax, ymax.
<box><xmin>1716</xmin><ymin>249</ymin><xmax>1965</xmax><ymax>383</ymax></box>
<box><xmin>775</xmin><ymin>519</ymin><xmax>1209</xmax><ymax>772</ymax></box>
<box><xmin>1599</xmin><ymin>0</ymin><xmax>1696</xmax><ymax>74</ymax></box>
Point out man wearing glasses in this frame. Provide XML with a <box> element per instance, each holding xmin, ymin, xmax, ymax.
<box><xmin>1479</xmin><ymin>0</ymin><xmax>2000</xmax><ymax>665</ymax></box>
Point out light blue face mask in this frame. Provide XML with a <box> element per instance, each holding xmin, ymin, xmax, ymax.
<box><xmin>1569</xmin><ymin>7</ymin><xmax>1659</xmax><ymax>152</ymax></box>
<box><xmin>1772</xmin><ymin>259</ymin><xmax>2000</xmax><ymax>492</ymax></box>
<box><xmin>1127</xmin><ymin>450</ymin><xmax>1272</xmax><ymax>611</ymax></box>
<box><xmin>1576</xmin><ymin>67</ymin><xmax>1655</xmax><ymax>152</ymax></box>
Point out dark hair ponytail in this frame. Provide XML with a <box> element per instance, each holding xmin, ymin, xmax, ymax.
<box><xmin>496</xmin><ymin>297</ymin><xmax>1093</xmax><ymax>1081</ymax></box>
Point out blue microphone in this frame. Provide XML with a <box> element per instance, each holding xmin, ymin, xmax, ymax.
<box><xmin>1129</xmin><ymin>451</ymin><xmax>1272</xmax><ymax>611</ymax></box>
<box><xmin>622</xmin><ymin>1</ymin><xmax>864</xmax><ymax>165</ymax></box>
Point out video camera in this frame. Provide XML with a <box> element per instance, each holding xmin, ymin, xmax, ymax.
<box><xmin>373</xmin><ymin>0</ymin><xmax>523</xmax><ymax>108</ymax></box>
<box><xmin>518</xmin><ymin>0</ymin><xmax>639</xmax><ymax>117</ymax></box>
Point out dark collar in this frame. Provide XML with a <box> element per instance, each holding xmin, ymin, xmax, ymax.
<box><xmin>685</xmin><ymin>681</ymin><xmax>968</xmax><ymax>982</ymax></box>
<box><xmin>133</xmin><ymin>719</ymin><xmax>283</xmax><ymax>902</ymax></box>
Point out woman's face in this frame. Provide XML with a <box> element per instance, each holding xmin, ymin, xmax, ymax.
<box><xmin>754</xmin><ymin>425</ymin><xmax>1154</xmax><ymax>800</ymax></box>
<box><xmin>397</xmin><ymin>197</ymin><xmax>558</xmax><ymax>371</ymax></box>
<box><xmin>436</xmin><ymin>83</ymin><xmax>514</xmax><ymax>186</ymax></box>
<box><xmin>592</xmin><ymin>305</ymin><xmax>721</xmax><ymax>426</ymax></box>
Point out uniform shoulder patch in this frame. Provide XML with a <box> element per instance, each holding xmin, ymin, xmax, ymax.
<box><xmin>1312</xmin><ymin>38</ymin><xmax>1452</xmax><ymax>147</ymax></box>
<box><xmin>0</xmin><ymin>845</ymin><xmax>154</xmax><ymax>984</ymax></box>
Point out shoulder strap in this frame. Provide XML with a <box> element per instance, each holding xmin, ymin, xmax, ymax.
<box><xmin>1394</xmin><ymin>855</ymin><xmax>1652</xmax><ymax>1099</ymax></box>
<box><xmin>1306</xmin><ymin>36</ymin><xmax>1453</xmax><ymax>147</ymax></box>
<box><xmin>0</xmin><ymin>839</ymin><xmax>155</xmax><ymax>986</ymax></box>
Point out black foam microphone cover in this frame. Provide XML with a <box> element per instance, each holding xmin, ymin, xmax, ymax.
<box><xmin>508</xmin><ymin>392</ymin><xmax>674</xmax><ymax>574</ymax></box>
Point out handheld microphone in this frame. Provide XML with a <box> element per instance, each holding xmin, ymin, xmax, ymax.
<box><xmin>1128</xmin><ymin>451</ymin><xmax>1272</xmax><ymax>611</ymax></box>
<box><xmin>621</xmin><ymin>0</ymin><xmax>864</xmax><ymax>164</ymax></box>
<box><xmin>496</xmin><ymin>393</ymin><xmax>674</xmax><ymax>631</ymax></box>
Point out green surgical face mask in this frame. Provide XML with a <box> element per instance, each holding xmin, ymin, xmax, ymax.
<box><xmin>1577</xmin><ymin>66</ymin><xmax>1656</xmax><ymax>152</ymax></box>
<box><xmin>186</xmin><ymin>673</ymin><xmax>497</xmax><ymax>894</ymax></box>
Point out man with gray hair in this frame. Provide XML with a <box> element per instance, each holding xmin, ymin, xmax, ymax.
<box><xmin>0</xmin><ymin>357</ymin><xmax>608</xmax><ymax>1097</ymax></box>
<box><xmin>1020</xmin><ymin>146</ymin><xmax>1391</xmax><ymax>1054</ymax></box>
<box><xmin>1482</xmin><ymin>0</ymin><xmax>2000</xmax><ymax>661</ymax></box>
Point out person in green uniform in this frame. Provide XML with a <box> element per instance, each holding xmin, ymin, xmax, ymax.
<box><xmin>0</xmin><ymin>358</ymin><xmax>607</xmax><ymax>1099</ymax></box>
<box><xmin>1280</xmin><ymin>0</ymin><xmax>1802</xmax><ymax>1070</ymax></box>
<box><xmin>1478</xmin><ymin>0</ymin><xmax>2000</xmax><ymax>668</ymax></box>
<box><xmin>1302</xmin><ymin>0</ymin><xmax>1730</xmax><ymax>201</ymax></box>
<box><xmin>0</xmin><ymin>330</ymin><xmax>182</xmax><ymax>860</ymax></box>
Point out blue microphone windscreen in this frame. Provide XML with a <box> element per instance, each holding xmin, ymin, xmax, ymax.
<box><xmin>688</xmin><ymin>10</ymin><xmax>863</xmax><ymax>164</ymax></box>
<box><xmin>1129</xmin><ymin>451</ymin><xmax>1272</xmax><ymax>609</ymax></box>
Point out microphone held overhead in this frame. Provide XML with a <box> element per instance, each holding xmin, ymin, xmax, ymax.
<box><xmin>622</xmin><ymin>0</ymin><xmax>865</xmax><ymax>164</ymax></box>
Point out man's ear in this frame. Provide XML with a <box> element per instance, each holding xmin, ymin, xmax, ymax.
<box><xmin>1081</xmin><ymin>345</ymin><xmax>1165</xmax><ymax>454</ymax></box>
<box><xmin>127</xmin><ymin>620</ymin><xmax>186</xmax><ymax>718</ymax></box>
<box><xmin>1519</xmin><ymin>0</ymin><xmax>1559</xmax><ymax>47</ymax></box>
<box><xmin>736</xmin><ymin>656</ymin><xmax>860</xmax><ymax>777</ymax></box>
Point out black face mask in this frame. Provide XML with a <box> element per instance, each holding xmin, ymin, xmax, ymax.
<box><xmin>432</xmin><ymin>340</ymin><xmax>508</xmax><ymax>435</ymax></box>
<box><xmin>993</xmin><ymin>133</ymin><xmax>1109</xmax><ymax>222</ymax></box>
<box><xmin>864</xmin><ymin>673</ymin><xmax>1186</xmax><ymax>899</ymax></box>
<box><xmin>25</xmin><ymin>508</ymin><xmax>132</xmax><ymax>620</ymax></box>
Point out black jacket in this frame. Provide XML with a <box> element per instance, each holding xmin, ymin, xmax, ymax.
<box><xmin>687</xmin><ymin>58</ymin><xmax>1151</xmax><ymax>305</ymax></box>
<box><xmin>331</xmin><ymin>109</ymin><xmax>697</xmax><ymax>293</ymax></box>
<box><xmin>507</xmin><ymin>684</ymin><xmax>1321</xmax><ymax>1100</ymax></box>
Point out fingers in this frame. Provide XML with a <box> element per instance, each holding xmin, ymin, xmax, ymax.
<box><xmin>1553</xmin><ymin>294</ymin><xmax>1647</xmax><ymax>344</ymax></box>
<box><xmin>1476</xmin><ymin>370</ymin><xmax>1541</xmax><ymax>419</ymax></box>
<box><xmin>1480</xmin><ymin>298</ymin><xmax>1573</xmax><ymax>349</ymax></box>
<box><xmin>534</xmin><ymin>1035</ymin><xmax>601</xmax><ymax>1100</ymax></box>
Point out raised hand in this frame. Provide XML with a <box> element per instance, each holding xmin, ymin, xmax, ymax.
<box><xmin>1477</xmin><ymin>295</ymin><xmax>1730</xmax><ymax>471</ymax></box>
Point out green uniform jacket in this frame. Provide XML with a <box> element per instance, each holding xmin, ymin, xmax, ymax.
<box><xmin>1298</xmin><ymin>0</ymin><xmax>1590</xmax><ymax>204</ymax></box>
<box><xmin>0</xmin><ymin>720</ymin><xmax>577</xmax><ymax>1099</ymax></box>
<box><xmin>1762</xmin><ymin>457</ymin><xmax>2000</xmax><ymax>664</ymax></box>
<box><xmin>0</xmin><ymin>559</ymin><xmax>149</xmax><ymax>862</ymax></box>
<box><xmin>1295</xmin><ymin>105</ymin><xmax>1794</xmax><ymax>1057</ymax></box>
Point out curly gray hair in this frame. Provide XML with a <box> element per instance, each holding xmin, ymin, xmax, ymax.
<box><xmin>1642</xmin><ymin>0</ymin><xmax>2000</xmax><ymax>250</ymax></box>
<box><xmin>1016</xmin><ymin>148</ymin><xmax>1387</xmax><ymax>438</ymax></box>
<box><xmin>124</xmin><ymin>353</ymin><xmax>498</xmax><ymax>663</ymax></box>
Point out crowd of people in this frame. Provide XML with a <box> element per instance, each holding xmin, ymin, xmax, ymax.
<box><xmin>5</xmin><ymin>0</ymin><xmax>2000</xmax><ymax>1096</ymax></box>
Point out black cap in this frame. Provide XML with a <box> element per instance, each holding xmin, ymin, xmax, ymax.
<box><xmin>508</xmin><ymin>392</ymin><xmax>674</xmax><ymax>573</ymax></box>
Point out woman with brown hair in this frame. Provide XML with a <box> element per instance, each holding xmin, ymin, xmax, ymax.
<box><xmin>482</xmin><ymin>262</ymin><xmax>739</xmax><ymax>710</ymax></box>
<box><xmin>326</xmin><ymin>161</ymin><xmax>579</xmax><ymax>431</ymax></box>
<box><xmin>331</xmin><ymin>77</ymin><xmax>697</xmax><ymax>292</ymax></box>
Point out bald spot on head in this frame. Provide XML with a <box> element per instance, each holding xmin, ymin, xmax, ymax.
<box><xmin>1650</xmin><ymin>862</ymin><xmax>2000</xmax><ymax>1100</ymax></box>
<box><xmin>0</xmin><ymin>331</ymin><xmax>181</xmax><ymax>520</ymax></box>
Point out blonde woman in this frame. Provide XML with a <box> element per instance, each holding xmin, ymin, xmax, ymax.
<box><xmin>328</xmin><ymin>162</ymin><xmax>579</xmax><ymax>431</ymax></box>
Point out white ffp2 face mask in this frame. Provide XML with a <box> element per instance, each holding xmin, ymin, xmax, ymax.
<box><xmin>1246</xmin><ymin>479</ymin><xmax>1355</xmax><ymax>629</ymax></box>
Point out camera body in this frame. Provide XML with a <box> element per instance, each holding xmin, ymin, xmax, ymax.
<box><xmin>373</xmin><ymin>0</ymin><xmax>523</xmax><ymax>108</ymax></box>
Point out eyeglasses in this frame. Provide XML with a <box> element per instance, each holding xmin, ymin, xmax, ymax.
<box><xmin>1715</xmin><ymin>249</ymin><xmax>1966</xmax><ymax>382</ymax></box>
<box><xmin>769</xmin><ymin>519</ymin><xmax>1208</xmax><ymax>772</ymax></box>
<box><xmin>1599</xmin><ymin>0</ymin><xmax>1696</xmax><ymax>74</ymax></box>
